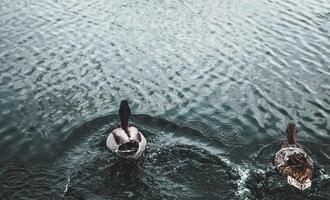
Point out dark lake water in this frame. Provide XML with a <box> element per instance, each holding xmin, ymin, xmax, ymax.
<box><xmin>1</xmin><ymin>0</ymin><xmax>330</xmax><ymax>199</ymax></box>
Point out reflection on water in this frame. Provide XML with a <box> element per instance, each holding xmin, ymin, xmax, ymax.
<box><xmin>0</xmin><ymin>0</ymin><xmax>329</xmax><ymax>199</ymax></box>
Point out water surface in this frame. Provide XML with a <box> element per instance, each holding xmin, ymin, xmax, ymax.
<box><xmin>0</xmin><ymin>0</ymin><xmax>329</xmax><ymax>199</ymax></box>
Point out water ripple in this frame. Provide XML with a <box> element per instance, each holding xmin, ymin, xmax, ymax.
<box><xmin>1</xmin><ymin>0</ymin><xmax>330</xmax><ymax>198</ymax></box>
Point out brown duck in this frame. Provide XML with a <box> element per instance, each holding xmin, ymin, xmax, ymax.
<box><xmin>273</xmin><ymin>123</ymin><xmax>314</xmax><ymax>190</ymax></box>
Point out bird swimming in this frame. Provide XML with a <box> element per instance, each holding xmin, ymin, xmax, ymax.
<box><xmin>273</xmin><ymin>123</ymin><xmax>314</xmax><ymax>190</ymax></box>
<box><xmin>106</xmin><ymin>100</ymin><xmax>147</xmax><ymax>159</ymax></box>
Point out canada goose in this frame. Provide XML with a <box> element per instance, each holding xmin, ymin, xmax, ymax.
<box><xmin>106</xmin><ymin>100</ymin><xmax>147</xmax><ymax>159</ymax></box>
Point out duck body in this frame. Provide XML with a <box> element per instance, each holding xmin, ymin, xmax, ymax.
<box><xmin>273</xmin><ymin>123</ymin><xmax>314</xmax><ymax>190</ymax></box>
<box><xmin>106</xmin><ymin>100</ymin><xmax>147</xmax><ymax>160</ymax></box>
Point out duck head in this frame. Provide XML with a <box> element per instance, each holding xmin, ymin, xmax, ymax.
<box><xmin>286</xmin><ymin>123</ymin><xmax>298</xmax><ymax>144</ymax></box>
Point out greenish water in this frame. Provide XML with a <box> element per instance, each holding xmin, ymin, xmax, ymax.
<box><xmin>0</xmin><ymin>0</ymin><xmax>329</xmax><ymax>199</ymax></box>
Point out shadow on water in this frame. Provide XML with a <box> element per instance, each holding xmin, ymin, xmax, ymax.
<box><xmin>0</xmin><ymin>114</ymin><xmax>329</xmax><ymax>199</ymax></box>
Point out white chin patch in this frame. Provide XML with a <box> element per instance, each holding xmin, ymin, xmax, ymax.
<box><xmin>287</xmin><ymin>176</ymin><xmax>311</xmax><ymax>191</ymax></box>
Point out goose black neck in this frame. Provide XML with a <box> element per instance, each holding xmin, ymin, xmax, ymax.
<box><xmin>119</xmin><ymin>100</ymin><xmax>130</xmax><ymax>132</ymax></box>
